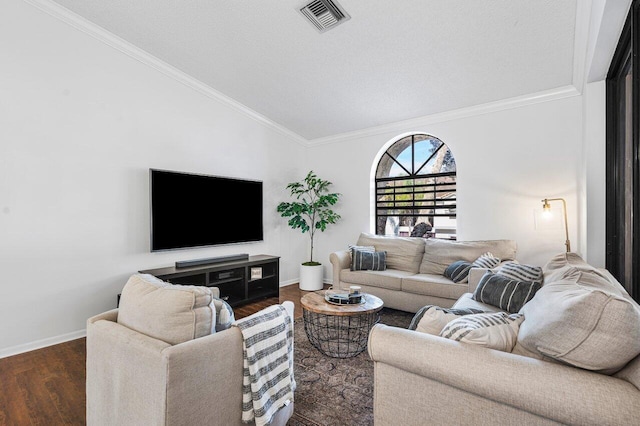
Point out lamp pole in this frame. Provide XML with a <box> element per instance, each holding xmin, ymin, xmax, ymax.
<box><xmin>542</xmin><ymin>198</ymin><xmax>570</xmax><ymax>252</ymax></box>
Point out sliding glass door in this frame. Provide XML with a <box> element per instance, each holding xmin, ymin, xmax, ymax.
<box><xmin>606</xmin><ymin>1</ymin><xmax>640</xmax><ymax>301</ymax></box>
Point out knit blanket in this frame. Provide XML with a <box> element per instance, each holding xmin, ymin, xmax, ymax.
<box><xmin>233</xmin><ymin>304</ymin><xmax>295</xmax><ymax>426</ymax></box>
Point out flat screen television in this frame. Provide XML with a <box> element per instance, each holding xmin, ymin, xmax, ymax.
<box><xmin>150</xmin><ymin>169</ymin><xmax>263</xmax><ymax>251</ymax></box>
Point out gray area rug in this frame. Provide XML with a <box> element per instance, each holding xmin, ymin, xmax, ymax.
<box><xmin>287</xmin><ymin>308</ymin><xmax>414</xmax><ymax>426</ymax></box>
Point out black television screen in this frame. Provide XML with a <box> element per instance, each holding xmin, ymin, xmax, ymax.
<box><xmin>150</xmin><ymin>169</ymin><xmax>263</xmax><ymax>251</ymax></box>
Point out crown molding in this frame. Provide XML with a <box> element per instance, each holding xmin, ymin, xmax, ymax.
<box><xmin>22</xmin><ymin>0</ymin><xmax>308</xmax><ymax>147</ymax></box>
<box><xmin>308</xmin><ymin>85</ymin><xmax>581</xmax><ymax>146</ymax></box>
<box><xmin>22</xmin><ymin>0</ymin><xmax>584</xmax><ymax>149</ymax></box>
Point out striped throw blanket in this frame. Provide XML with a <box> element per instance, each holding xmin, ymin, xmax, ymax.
<box><xmin>233</xmin><ymin>305</ymin><xmax>295</xmax><ymax>426</ymax></box>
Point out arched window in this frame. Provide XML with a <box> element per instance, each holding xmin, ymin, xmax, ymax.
<box><xmin>375</xmin><ymin>134</ymin><xmax>457</xmax><ymax>239</ymax></box>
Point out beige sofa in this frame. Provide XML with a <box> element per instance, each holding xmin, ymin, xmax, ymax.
<box><xmin>368</xmin><ymin>253</ymin><xmax>640</xmax><ymax>425</ymax></box>
<box><xmin>330</xmin><ymin>233</ymin><xmax>517</xmax><ymax>312</ymax></box>
<box><xmin>86</xmin><ymin>275</ymin><xmax>294</xmax><ymax>426</ymax></box>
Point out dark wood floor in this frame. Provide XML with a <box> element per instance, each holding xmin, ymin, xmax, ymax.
<box><xmin>0</xmin><ymin>283</ymin><xmax>317</xmax><ymax>425</ymax></box>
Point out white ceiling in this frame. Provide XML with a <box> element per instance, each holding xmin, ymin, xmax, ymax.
<box><xmin>51</xmin><ymin>0</ymin><xmax>578</xmax><ymax>140</ymax></box>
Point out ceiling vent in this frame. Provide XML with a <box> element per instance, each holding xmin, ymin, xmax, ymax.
<box><xmin>299</xmin><ymin>0</ymin><xmax>351</xmax><ymax>33</ymax></box>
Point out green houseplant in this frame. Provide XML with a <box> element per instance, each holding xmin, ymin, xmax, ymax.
<box><xmin>277</xmin><ymin>171</ymin><xmax>341</xmax><ymax>290</ymax></box>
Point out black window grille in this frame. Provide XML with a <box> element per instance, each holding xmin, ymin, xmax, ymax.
<box><xmin>375</xmin><ymin>134</ymin><xmax>457</xmax><ymax>238</ymax></box>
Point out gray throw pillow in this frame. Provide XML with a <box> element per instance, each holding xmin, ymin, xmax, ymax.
<box><xmin>351</xmin><ymin>249</ymin><xmax>386</xmax><ymax>271</ymax></box>
<box><xmin>473</xmin><ymin>270</ymin><xmax>541</xmax><ymax>313</ymax></box>
<box><xmin>212</xmin><ymin>297</ymin><xmax>235</xmax><ymax>331</ymax></box>
<box><xmin>444</xmin><ymin>261</ymin><xmax>473</xmax><ymax>283</ymax></box>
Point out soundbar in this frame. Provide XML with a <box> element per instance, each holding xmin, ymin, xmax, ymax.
<box><xmin>175</xmin><ymin>253</ymin><xmax>249</xmax><ymax>269</ymax></box>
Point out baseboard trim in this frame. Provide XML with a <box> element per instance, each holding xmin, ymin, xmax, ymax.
<box><xmin>0</xmin><ymin>329</ymin><xmax>86</xmax><ymax>359</ymax></box>
<box><xmin>280</xmin><ymin>278</ymin><xmax>334</xmax><ymax>288</ymax></box>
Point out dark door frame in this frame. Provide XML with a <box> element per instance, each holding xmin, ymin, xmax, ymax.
<box><xmin>606</xmin><ymin>0</ymin><xmax>640</xmax><ymax>301</ymax></box>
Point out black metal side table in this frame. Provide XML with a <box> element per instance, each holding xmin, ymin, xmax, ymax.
<box><xmin>300</xmin><ymin>291</ymin><xmax>384</xmax><ymax>358</ymax></box>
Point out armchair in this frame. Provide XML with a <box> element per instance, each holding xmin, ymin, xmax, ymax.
<box><xmin>86</xmin><ymin>296</ymin><xmax>294</xmax><ymax>426</ymax></box>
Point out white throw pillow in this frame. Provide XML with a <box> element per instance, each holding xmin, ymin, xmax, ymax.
<box><xmin>440</xmin><ymin>312</ymin><xmax>524</xmax><ymax>352</ymax></box>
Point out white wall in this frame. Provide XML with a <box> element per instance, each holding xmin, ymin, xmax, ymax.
<box><xmin>307</xmin><ymin>94</ymin><xmax>585</xmax><ymax>279</ymax></box>
<box><xmin>0</xmin><ymin>0</ymin><xmax>613</xmax><ymax>357</ymax></box>
<box><xmin>583</xmin><ymin>81</ymin><xmax>607</xmax><ymax>267</ymax></box>
<box><xmin>0</xmin><ymin>0</ymin><xmax>306</xmax><ymax>356</ymax></box>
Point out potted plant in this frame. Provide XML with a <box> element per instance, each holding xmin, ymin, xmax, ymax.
<box><xmin>277</xmin><ymin>171</ymin><xmax>341</xmax><ymax>290</ymax></box>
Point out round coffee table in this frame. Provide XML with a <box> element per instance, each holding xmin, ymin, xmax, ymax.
<box><xmin>300</xmin><ymin>291</ymin><xmax>384</xmax><ymax>358</ymax></box>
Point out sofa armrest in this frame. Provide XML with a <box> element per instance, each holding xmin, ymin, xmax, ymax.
<box><xmin>87</xmin><ymin>308</ymin><xmax>118</xmax><ymax>325</ymax></box>
<box><xmin>329</xmin><ymin>250</ymin><xmax>350</xmax><ymax>289</ymax></box>
<box><xmin>86</xmin><ymin>317</ymin><xmax>171</xmax><ymax>425</ymax></box>
<box><xmin>467</xmin><ymin>268</ymin><xmax>488</xmax><ymax>293</ymax></box>
<box><xmin>368</xmin><ymin>324</ymin><xmax>640</xmax><ymax>425</ymax></box>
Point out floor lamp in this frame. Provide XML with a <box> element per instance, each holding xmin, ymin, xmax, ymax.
<box><xmin>541</xmin><ymin>198</ymin><xmax>571</xmax><ymax>252</ymax></box>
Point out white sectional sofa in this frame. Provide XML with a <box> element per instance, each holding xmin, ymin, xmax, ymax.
<box><xmin>330</xmin><ymin>233</ymin><xmax>517</xmax><ymax>312</ymax></box>
<box><xmin>368</xmin><ymin>253</ymin><xmax>640</xmax><ymax>425</ymax></box>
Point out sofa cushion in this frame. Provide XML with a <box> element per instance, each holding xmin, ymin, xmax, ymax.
<box><xmin>473</xmin><ymin>270</ymin><xmax>541</xmax><ymax>314</ymax></box>
<box><xmin>542</xmin><ymin>253</ymin><xmax>630</xmax><ymax>295</ymax></box>
<box><xmin>351</xmin><ymin>249</ymin><xmax>386</xmax><ymax>271</ymax></box>
<box><xmin>356</xmin><ymin>233</ymin><xmax>425</xmax><ymax>273</ymax></box>
<box><xmin>440</xmin><ymin>312</ymin><xmax>524</xmax><ymax>352</ymax></box>
<box><xmin>118</xmin><ymin>274</ymin><xmax>216</xmax><ymax>345</ymax></box>
<box><xmin>409</xmin><ymin>305</ymin><xmax>486</xmax><ymax>335</ymax></box>
<box><xmin>519</xmin><ymin>255</ymin><xmax>640</xmax><ymax>373</ymax></box>
<box><xmin>340</xmin><ymin>268</ymin><xmax>414</xmax><ymax>290</ymax></box>
<box><xmin>444</xmin><ymin>261</ymin><xmax>473</xmax><ymax>283</ymax></box>
<box><xmin>453</xmin><ymin>293</ymin><xmax>501</xmax><ymax>313</ymax></box>
<box><xmin>419</xmin><ymin>239</ymin><xmax>517</xmax><ymax>275</ymax></box>
<box><xmin>402</xmin><ymin>274</ymin><xmax>469</xmax><ymax>300</ymax></box>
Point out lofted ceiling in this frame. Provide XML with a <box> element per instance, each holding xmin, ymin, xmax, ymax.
<box><xmin>50</xmin><ymin>0</ymin><xmax>578</xmax><ymax>140</ymax></box>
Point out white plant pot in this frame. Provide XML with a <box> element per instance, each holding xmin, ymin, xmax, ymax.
<box><xmin>299</xmin><ymin>263</ymin><xmax>324</xmax><ymax>291</ymax></box>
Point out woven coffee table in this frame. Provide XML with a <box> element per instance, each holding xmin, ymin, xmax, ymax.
<box><xmin>300</xmin><ymin>291</ymin><xmax>384</xmax><ymax>358</ymax></box>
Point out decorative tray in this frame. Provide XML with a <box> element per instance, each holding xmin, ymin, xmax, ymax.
<box><xmin>324</xmin><ymin>288</ymin><xmax>365</xmax><ymax>305</ymax></box>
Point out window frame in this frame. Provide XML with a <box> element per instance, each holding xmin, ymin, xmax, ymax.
<box><xmin>374</xmin><ymin>134</ymin><xmax>457</xmax><ymax>237</ymax></box>
<box><xmin>606</xmin><ymin>0</ymin><xmax>640</xmax><ymax>301</ymax></box>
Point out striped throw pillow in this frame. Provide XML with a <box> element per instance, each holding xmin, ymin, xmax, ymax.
<box><xmin>473</xmin><ymin>270</ymin><xmax>541</xmax><ymax>313</ymax></box>
<box><xmin>472</xmin><ymin>252</ymin><xmax>501</xmax><ymax>269</ymax></box>
<box><xmin>351</xmin><ymin>249</ymin><xmax>386</xmax><ymax>271</ymax></box>
<box><xmin>497</xmin><ymin>261</ymin><xmax>543</xmax><ymax>284</ymax></box>
<box><xmin>440</xmin><ymin>312</ymin><xmax>524</xmax><ymax>352</ymax></box>
<box><xmin>409</xmin><ymin>305</ymin><xmax>486</xmax><ymax>334</ymax></box>
<box><xmin>444</xmin><ymin>261</ymin><xmax>473</xmax><ymax>283</ymax></box>
<box><xmin>349</xmin><ymin>244</ymin><xmax>375</xmax><ymax>255</ymax></box>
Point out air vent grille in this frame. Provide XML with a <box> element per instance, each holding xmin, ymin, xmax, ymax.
<box><xmin>300</xmin><ymin>0</ymin><xmax>350</xmax><ymax>33</ymax></box>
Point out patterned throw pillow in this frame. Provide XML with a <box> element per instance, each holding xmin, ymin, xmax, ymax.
<box><xmin>409</xmin><ymin>305</ymin><xmax>486</xmax><ymax>334</ymax></box>
<box><xmin>472</xmin><ymin>252</ymin><xmax>501</xmax><ymax>269</ymax></box>
<box><xmin>444</xmin><ymin>261</ymin><xmax>473</xmax><ymax>283</ymax></box>
<box><xmin>497</xmin><ymin>261</ymin><xmax>543</xmax><ymax>284</ymax></box>
<box><xmin>440</xmin><ymin>312</ymin><xmax>525</xmax><ymax>352</ymax></box>
<box><xmin>348</xmin><ymin>244</ymin><xmax>375</xmax><ymax>259</ymax></box>
<box><xmin>473</xmin><ymin>270</ymin><xmax>541</xmax><ymax>313</ymax></box>
<box><xmin>212</xmin><ymin>297</ymin><xmax>235</xmax><ymax>332</ymax></box>
<box><xmin>351</xmin><ymin>249</ymin><xmax>387</xmax><ymax>271</ymax></box>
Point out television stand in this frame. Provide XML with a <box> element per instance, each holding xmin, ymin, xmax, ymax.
<box><xmin>139</xmin><ymin>254</ymin><xmax>279</xmax><ymax>307</ymax></box>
